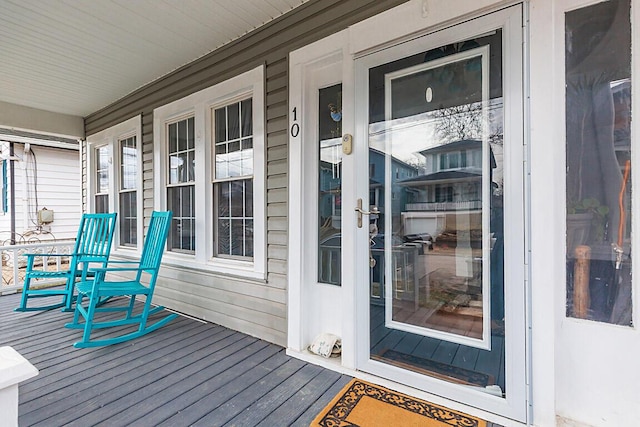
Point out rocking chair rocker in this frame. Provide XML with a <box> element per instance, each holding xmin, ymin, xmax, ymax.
<box><xmin>65</xmin><ymin>211</ymin><xmax>177</xmax><ymax>348</ymax></box>
<box><xmin>15</xmin><ymin>212</ymin><xmax>117</xmax><ymax>312</ymax></box>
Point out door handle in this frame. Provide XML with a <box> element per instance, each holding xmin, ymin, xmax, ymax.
<box><xmin>355</xmin><ymin>198</ymin><xmax>379</xmax><ymax>228</ymax></box>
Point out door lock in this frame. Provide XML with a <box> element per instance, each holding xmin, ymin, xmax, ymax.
<box><xmin>355</xmin><ymin>198</ymin><xmax>379</xmax><ymax>228</ymax></box>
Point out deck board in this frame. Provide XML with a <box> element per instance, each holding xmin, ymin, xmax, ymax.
<box><xmin>0</xmin><ymin>292</ymin><xmax>352</xmax><ymax>427</ymax></box>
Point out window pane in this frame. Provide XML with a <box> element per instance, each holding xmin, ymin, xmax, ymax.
<box><xmin>228</xmin><ymin>103</ymin><xmax>240</xmax><ymax>140</ymax></box>
<box><xmin>565</xmin><ymin>0</ymin><xmax>632</xmax><ymax>326</ymax></box>
<box><xmin>119</xmin><ymin>191</ymin><xmax>137</xmax><ymax>246</ymax></box>
<box><xmin>318</xmin><ymin>83</ymin><xmax>343</xmax><ymax>285</ymax></box>
<box><xmin>245</xmin><ymin>179</ymin><xmax>253</xmax><ymax>217</ymax></box>
<box><xmin>187</xmin><ymin>116</ymin><xmax>195</xmax><ymax>150</ymax></box>
<box><xmin>218</xmin><ymin>219</ymin><xmax>230</xmax><ymax>255</ymax></box>
<box><xmin>167</xmin><ymin>117</ymin><xmax>195</xmax><ymax>184</ymax></box>
<box><xmin>215</xmin><ymin>155</ymin><xmax>229</xmax><ymax>181</ymax></box>
<box><xmin>215</xmin><ymin>108</ymin><xmax>227</xmax><ymax>143</ymax></box>
<box><xmin>187</xmin><ymin>150</ymin><xmax>195</xmax><ymax>182</ymax></box>
<box><xmin>217</xmin><ymin>181</ymin><xmax>230</xmax><ymax>216</ymax></box>
<box><xmin>241</xmin><ymin>147</ymin><xmax>254</xmax><ymax>176</ymax></box>
<box><xmin>95</xmin><ymin>194</ymin><xmax>108</xmax><ymax>213</ymax></box>
<box><xmin>178</xmin><ymin>119</ymin><xmax>187</xmax><ymax>152</ymax></box>
<box><xmin>168</xmin><ymin>123</ymin><xmax>177</xmax><ymax>154</ymax></box>
<box><xmin>214</xmin><ymin>100</ymin><xmax>253</xmax><ymax>180</ymax></box>
<box><xmin>231</xmin><ymin>219</ymin><xmax>243</xmax><ymax>256</ymax></box>
<box><xmin>245</xmin><ymin>219</ymin><xmax>254</xmax><ymax>257</ymax></box>
<box><xmin>215</xmin><ymin>178</ymin><xmax>253</xmax><ymax>258</ymax></box>
<box><xmin>167</xmin><ymin>185</ymin><xmax>195</xmax><ymax>253</ymax></box>
<box><xmin>230</xmin><ymin>181</ymin><xmax>244</xmax><ymax>217</ymax></box>
<box><xmin>96</xmin><ymin>146</ymin><xmax>110</xmax><ymax>193</ymax></box>
<box><xmin>120</xmin><ymin>136</ymin><xmax>137</xmax><ymax>190</ymax></box>
<box><xmin>241</xmin><ymin>98</ymin><xmax>252</xmax><ymax>137</ymax></box>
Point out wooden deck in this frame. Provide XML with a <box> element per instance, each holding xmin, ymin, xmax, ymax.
<box><xmin>0</xmin><ymin>292</ymin><xmax>351</xmax><ymax>427</ymax></box>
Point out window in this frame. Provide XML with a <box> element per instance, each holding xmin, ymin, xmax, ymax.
<box><xmin>317</xmin><ymin>83</ymin><xmax>343</xmax><ymax>286</ymax></box>
<box><xmin>94</xmin><ymin>146</ymin><xmax>110</xmax><ymax>213</ymax></box>
<box><xmin>213</xmin><ymin>100</ymin><xmax>253</xmax><ymax>258</ymax></box>
<box><xmin>438</xmin><ymin>151</ymin><xmax>466</xmax><ymax>170</ymax></box>
<box><xmin>565</xmin><ymin>0</ymin><xmax>632</xmax><ymax>326</ymax></box>
<box><xmin>167</xmin><ymin>116</ymin><xmax>196</xmax><ymax>253</ymax></box>
<box><xmin>153</xmin><ymin>66</ymin><xmax>266</xmax><ymax>279</ymax></box>
<box><xmin>87</xmin><ymin>115</ymin><xmax>142</xmax><ymax>249</ymax></box>
<box><xmin>435</xmin><ymin>185</ymin><xmax>453</xmax><ymax>202</ymax></box>
<box><xmin>119</xmin><ymin>136</ymin><xmax>137</xmax><ymax>247</ymax></box>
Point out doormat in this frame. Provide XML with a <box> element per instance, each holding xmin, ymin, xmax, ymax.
<box><xmin>310</xmin><ymin>379</ymin><xmax>487</xmax><ymax>427</ymax></box>
<box><xmin>373</xmin><ymin>349</ymin><xmax>494</xmax><ymax>388</ymax></box>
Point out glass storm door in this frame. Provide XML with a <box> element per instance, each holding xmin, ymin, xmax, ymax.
<box><xmin>353</xmin><ymin>6</ymin><xmax>527</xmax><ymax>420</ymax></box>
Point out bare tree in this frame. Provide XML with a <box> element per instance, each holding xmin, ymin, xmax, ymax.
<box><xmin>433</xmin><ymin>100</ymin><xmax>503</xmax><ymax>145</ymax></box>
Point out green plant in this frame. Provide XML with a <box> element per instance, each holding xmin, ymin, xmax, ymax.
<box><xmin>567</xmin><ymin>197</ymin><xmax>610</xmax><ymax>242</ymax></box>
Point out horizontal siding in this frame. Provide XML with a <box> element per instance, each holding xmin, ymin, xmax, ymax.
<box><xmin>155</xmin><ymin>271</ymin><xmax>287</xmax><ymax>346</ymax></box>
<box><xmin>1</xmin><ymin>144</ymin><xmax>81</xmax><ymax>240</ymax></box>
<box><xmin>83</xmin><ymin>0</ymin><xmax>409</xmax><ymax>345</ymax></box>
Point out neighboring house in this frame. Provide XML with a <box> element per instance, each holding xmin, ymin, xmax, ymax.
<box><xmin>0</xmin><ymin>131</ymin><xmax>81</xmax><ymax>244</ymax></box>
<box><xmin>399</xmin><ymin>139</ymin><xmax>487</xmax><ymax>237</ymax></box>
<box><xmin>1</xmin><ymin>1</ymin><xmax>638</xmax><ymax>426</ymax></box>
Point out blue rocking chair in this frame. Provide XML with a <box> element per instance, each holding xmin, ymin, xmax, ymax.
<box><xmin>65</xmin><ymin>211</ymin><xmax>177</xmax><ymax>348</ymax></box>
<box><xmin>15</xmin><ymin>212</ymin><xmax>117</xmax><ymax>312</ymax></box>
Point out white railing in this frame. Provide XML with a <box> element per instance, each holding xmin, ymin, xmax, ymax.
<box><xmin>1</xmin><ymin>240</ymin><xmax>75</xmax><ymax>294</ymax></box>
<box><xmin>405</xmin><ymin>200</ymin><xmax>482</xmax><ymax>212</ymax></box>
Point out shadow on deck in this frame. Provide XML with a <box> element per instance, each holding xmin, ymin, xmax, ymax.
<box><xmin>0</xmin><ymin>292</ymin><xmax>351</xmax><ymax>426</ymax></box>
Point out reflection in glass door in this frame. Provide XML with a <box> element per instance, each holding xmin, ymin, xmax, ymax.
<box><xmin>367</xmin><ymin>31</ymin><xmax>507</xmax><ymax>395</ymax></box>
<box><xmin>318</xmin><ymin>84</ymin><xmax>343</xmax><ymax>286</ymax></box>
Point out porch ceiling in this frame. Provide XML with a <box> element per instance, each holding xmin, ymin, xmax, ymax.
<box><xmin>0</xmin><ymin>0</ymin><xmax>308</xmax><ymax>117</ymax></box>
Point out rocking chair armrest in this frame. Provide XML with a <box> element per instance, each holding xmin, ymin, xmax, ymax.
<box><xmin>89</xmin><ymin>266</ymin><xmax>145</xmax><ymax>274</ymax></box>
<box><xmin>102</xmin><ymin>260</ymin><xmax>140</xmax><ymax>265</ymax></box>
<box><xmin>22</xmin><ymin>252</ymin><xmax>77</xmax><ymax>258</ymax></box>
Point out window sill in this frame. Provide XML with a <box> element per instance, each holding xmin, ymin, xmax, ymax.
<box><xmin>160</xmin><ymin>251</ymin><xmax>266</xmax><ymax>281</ymax></box>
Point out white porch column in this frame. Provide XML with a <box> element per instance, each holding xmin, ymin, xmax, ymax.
<box><xmin>0</xmin><ymin>346</ymin><xmax>38</xmax><ymax>427</ymax></box>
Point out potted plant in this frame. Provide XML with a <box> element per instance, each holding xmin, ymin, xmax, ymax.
<box><xmin>567</xmin><ymin>197</ymin><xmax>610</xmax><ymax>251</ymax></box>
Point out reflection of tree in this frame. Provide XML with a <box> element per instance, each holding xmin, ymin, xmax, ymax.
<box><xmin>433</xmin><ymin>101</ymin><xmax>503</xmax><ymax>145</ymax></box>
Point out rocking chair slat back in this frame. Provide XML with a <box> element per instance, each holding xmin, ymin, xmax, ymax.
<box><xmin>15</xmin><ymin>212</ymin><xmax>117</xmax><ymax>312</ymax></box>
<box><xmin>139</xmin><ymin>210</ymin><xmax>172</xmax><ymax>273</ymax></box>
<box><xmin>77</xmin><ymin>214</ymin><xmax>117</xmax><ymax>259</ymax></box>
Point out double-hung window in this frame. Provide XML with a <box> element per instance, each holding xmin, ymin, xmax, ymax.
<box><xmin>94</xmin><ymin>145</ymin><xmax>110</xmax><ymax>213</ymax></box>
<box><xmin>166</xmin><ymin>116</ymin><xmax>196</xmax><ymax>253</ymax></box>
<box><xmin>213</xmin><ymin>99</ymin><xmax>254</xmax><ymax>258</ymax></box>
<box><xmin>153</xmin><ymin>66</ymin><xmax>265</xmax><ymax>279</ymax></box>
<box><xmin>119</xmin><ymin>136</ymin><xmax>138</xmax><ymax>246</ymax></box>
<box><xmin>86</xmin><ymin>115</ymin><xmax>143</xmax><ymax>250</ymax></box>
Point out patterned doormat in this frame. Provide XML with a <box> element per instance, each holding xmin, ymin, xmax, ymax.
<box><xmin>310</xmin><ymin>379</ymin><xmax>487</xmax><ymax>427</ymax></box>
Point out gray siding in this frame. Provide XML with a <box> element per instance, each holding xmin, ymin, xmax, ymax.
<box><xmin>83</xmin><ymin>0</ymin><xmax>409</xmax><ymax>346</ymax></box>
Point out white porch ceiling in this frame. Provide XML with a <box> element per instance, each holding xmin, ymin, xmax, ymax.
<box><xmin>0</xmin><ymin>0</ymin><xmax>308</xmax><ymax>117</ymax></box>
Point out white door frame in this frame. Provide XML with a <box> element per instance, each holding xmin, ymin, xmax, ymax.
<box><xmin>351</xmin><ymin>5</ymin><xmax>527</xmax><ymax>421</ymax></box>
<box><xmin>288</xmin><ymin>3</ymin><xmax>529</xmax><ymax>423</ymax></box>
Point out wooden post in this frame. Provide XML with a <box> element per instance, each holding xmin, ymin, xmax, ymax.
<box><xmin>573</xmin><ymin>245</ymin><xmax>591</xmax><ymax>318</ymax></box>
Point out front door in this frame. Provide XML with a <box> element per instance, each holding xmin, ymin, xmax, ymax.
<box><xmin>352</xmin><ymin>6</ymin><xmax>527</xmax><ymax>420</ymax></box>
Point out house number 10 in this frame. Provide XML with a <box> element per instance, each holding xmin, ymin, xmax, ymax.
<box><xmin>290</xmin><ymin>107</ymin><xmax>300</xmax><ymax>137</ymax></box>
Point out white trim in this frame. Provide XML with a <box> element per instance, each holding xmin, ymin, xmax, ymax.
<box><xmin>86</xmin><ymin>114</ymin><xmax>143</xmax><ymax>252</ymax></box>
<box><xmin>353</xmin><ymin>4</ymin><xmax>527</xmax><ymax>422</ymax></box>
<box><xmin>381</xmin><ymin>46</ymin><xmax>492</xmax><ymax>351</ymax></box>
<box><xmin>153</xmin><ymin>66</ymin><xmax>266</xmax><ymax>280</ymax></box>
<box><xmin>288</xmin><ymin>30</ymin><xmax>352</xmax><ymax>357</ymax></box>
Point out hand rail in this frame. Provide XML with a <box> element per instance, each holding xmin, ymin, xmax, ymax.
<box><xmin>1</xmin><ymin>240</ymin><xmax>76</xmax><ymax>293</ymax></box>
